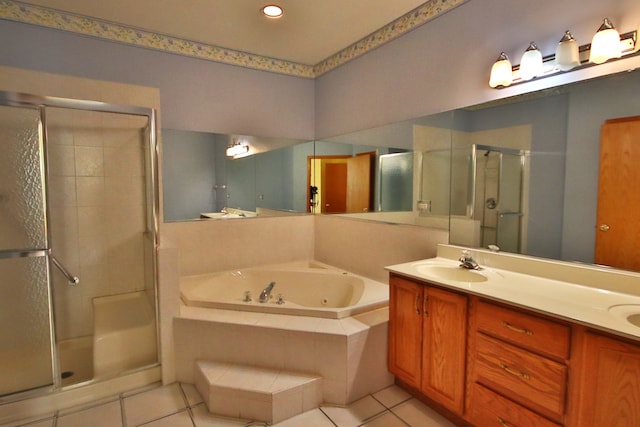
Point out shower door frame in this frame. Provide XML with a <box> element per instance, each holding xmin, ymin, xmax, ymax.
<box><xmin>0</xmin><ymin>90</ymin><xmax>159</xmax><ymax>401</ymax></box>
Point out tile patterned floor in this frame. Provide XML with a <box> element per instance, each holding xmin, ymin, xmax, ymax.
<box><xmin>2</xmin><ymin>382</ymin><xmax>457</xmax><ymax>427</ymax></box>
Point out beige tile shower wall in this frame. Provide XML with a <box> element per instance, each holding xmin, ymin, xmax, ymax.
<box><xmin>48</xmin><ymin>110</ymin><xmax>150</xmax><ymax>340</ymax></box>
<box><xmin>314</xmin><ymin>215</ymin><xmax>449</xmax><ymax>283</ymax></box>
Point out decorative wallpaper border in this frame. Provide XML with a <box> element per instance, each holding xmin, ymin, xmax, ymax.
<box><xmin>0</xmin><ymin>0</ymin><xmax>468</xmax><ymax>78</ymax></box>
<box><xmin>313</xmin><ymin>0</ymin><xmax>469</xmax><ymax>76</ymax></box>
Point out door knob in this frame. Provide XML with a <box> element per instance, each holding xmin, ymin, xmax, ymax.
<box><xmin>599</xmin><ymin>224</ymin><xmax>610</xmax><ymax>231</ymax></box>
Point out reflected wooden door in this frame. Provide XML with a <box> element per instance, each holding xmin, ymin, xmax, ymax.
<box><xmin>322</xmin><ymin>161</ymin><xmax>347</xmax><ymax>213</ymax></box>
<box><xmin>346</xmin><ymin>152</ymin><xmax>375</xmax><ymax>213</ymax></box>
<box><xmin>595</xmin><ymin>116</ymin><xmax>640</xmax><ymax>270</ymax></box>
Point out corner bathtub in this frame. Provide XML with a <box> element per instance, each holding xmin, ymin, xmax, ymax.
<box><xmin>180</xmin><ymin>261</ymin><xmax>389</xmax><ymax>319</ymax></box>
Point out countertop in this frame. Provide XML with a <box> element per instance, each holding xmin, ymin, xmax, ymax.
<box><xmin>386</xmin><ymin>253</ymin><xmax>640</xmax><ymax>341</ymax></box>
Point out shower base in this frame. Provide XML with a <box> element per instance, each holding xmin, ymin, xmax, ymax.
<box><xmin>58</xmin><ymin>336</ymin><xmax>93</xmax><ymax>386</ymax></box>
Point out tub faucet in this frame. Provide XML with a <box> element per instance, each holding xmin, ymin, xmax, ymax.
<box><xmin>459</xmin><ymin>250</ymin><xmax>481</xmax><ymax>270</ymax></box>
<box><xmin>259</xmin><ymin>282</ymin><xmax>276</xmax><ymax>303</ymax></box>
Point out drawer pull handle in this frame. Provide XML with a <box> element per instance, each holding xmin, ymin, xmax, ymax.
<box><xmin>497</xmin><ymin>417</ymin><xmax>512</xmax><ymax>427</ymax></box>
<box><xmin>415</xmin><ymin>293</ymin><xmax>421</xmax><ymax>315</ymax></box>
<box><xmin>499</xmin><ymin>363</ymin><xmax>530</xmax><ymax>380</ymax></box>
<box><xmin>502</xmin><ymin>321</ymin><xmax>533</xmax><ymax>335</ymax></box>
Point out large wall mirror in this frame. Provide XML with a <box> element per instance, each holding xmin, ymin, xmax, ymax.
<box><xmin>162</xmin><ymin>131</ymin><xmax>312</xmax><ymax>221</ymax></box>
<box><xmin>315</xmin><ymin>111</ymin><xmax>455</xmax><ymax>229</ymax></box>
<box><xmin>449</xmin><ymin>69</ymin><xmax>640</xmax><ymax>270</ymax></box>
<box><xmin>161</xmin><ymin>67</ymin><xmax>640</xmax><ymax>272</ymax></box>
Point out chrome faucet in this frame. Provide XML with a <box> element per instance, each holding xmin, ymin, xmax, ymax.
<box><xmin>259</xmin><ymin>281</ymin><xmax>276</xmax><ymax>303</ymax></box>
<box><xmin>459</xmin><ymin>250</ymin><xmax>481</xmax><ymax>270</ymax></box>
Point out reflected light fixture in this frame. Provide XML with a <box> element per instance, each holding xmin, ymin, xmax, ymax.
<box><xmin>555</xmin><ymin>31</ymin><xmax>580</xmax><ymax>71</ymax></box>
<box><xmin>519</xmin><ymin>42</ymin><xmax>544</xmax><ymax>80</ymax></box>
<box><xmin>489</xmin><ymin>52</ymin><xmax>513</xmax><ymax>88</ymax></box>
<box><xmin>226</xmin><ymin>140</ymin><xmax>249</xmax><ymax>158</ymax></box>
<box><xmin>589</xmin><ymin>18</ymin><xmax>622</xmax><ymax>64</ymax></box>
<box><xmin>262</xmin><ymin>4</ymin><xmax>284</xmax><ymax>19</ymax></box>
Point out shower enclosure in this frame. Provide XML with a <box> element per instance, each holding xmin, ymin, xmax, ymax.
<box><xmin>0</xmin><ymin>91</ymin><xmax>158</xmax><ymax>401</ymax></box>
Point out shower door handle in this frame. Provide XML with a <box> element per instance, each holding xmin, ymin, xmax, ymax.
<box><xmin>498</xmin><ymin>211</ymin><xmax>523</xmax><ymax>218</ymax></box>
<box><xmin>0</xmin><ymin>249</ymin><xmax>78</xmax><ymax>285</ymax></box>
<box><xmin>49</xmin><ymin>252</ymin><xmax>80</xmax><ymax>286</ymax></box>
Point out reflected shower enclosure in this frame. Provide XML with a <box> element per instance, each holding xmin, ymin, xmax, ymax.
<box><xmin>0</xmin><ymin>92</ymin><xmax>159</xmax><ymax>400</ymax></box>
<box><xmin>450</xmin><ymin>144</ymin><xmax>525</xmax><ymax>253</ymax></box>
<box><xmin>378</xmin><ymin>152</ymin><xmax>413</xmax><ymax>212</ymax></box>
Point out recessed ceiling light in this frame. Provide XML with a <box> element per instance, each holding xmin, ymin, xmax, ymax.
<box><xmin>262</xmin><ymin>5</ymin><xmax>283</xmax><ymax>19</ymax></box>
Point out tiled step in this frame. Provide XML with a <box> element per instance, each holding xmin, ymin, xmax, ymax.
<box><xmin>195</xmin><ymin>361</ymin><xmax>323</xmax><ymax>424</ymax></box>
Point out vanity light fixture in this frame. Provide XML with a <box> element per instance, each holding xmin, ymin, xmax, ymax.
<box><xmin>262</xmin><ymin>4</ymin><xmax>284</xmax><ymax>19</ymax></box>
<box><xmin>555</xmin><ymin>31</ymin><xmax>580</xmax><ymax>71</ymax></box>
<box><xmin>489</xmin><ymin>52</ymin><xmax>513</xmax><ymax>88</ymax></box>
<box><xmin>519</xmin><ymin>42</ymin><xmax>544</xmax><ymax>81</ymax></box>
<box><xmin>589</xmin><ymin>18</ymin><xmax>622</xmax><ymax>64</ymax></box>
<box><xmin>489</xmin><ymin>18</ymin><xmax>639</xmax><ymax>88</ymax></box>
<box><xmin>226</xmin><ymin>140</ymin><xmax>250</xmax><ymax>158</ymax></box>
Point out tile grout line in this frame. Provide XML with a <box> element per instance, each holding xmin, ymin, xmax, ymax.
<box><xmin>383</xmin><ymin>410</ymin><xmax>412</xmax><ymax>427</ymax></box>
<box><xmin>369</xmin><ymin>393</ymin><xmax>416</xmax><ymax>427</ymax></box>
<box><xmin>120</xmin><ymin>393</ymin><xmax>127</xmax><ymax>427</ymax></box>
<box><xmin>371</xmin><ymin>393</ymin><xmax>414</xmax><ymax>411</ymax></box>
<box><xmin>176</xmin><ymin>384</ymin><xmax>197</xmax><ymax>427</ymax></box>
<box><xmin>317</xmin><ymin>407</ymin><xmax>339</xmax><ymax>427</ymax></box>
<box><xmin>357</xmin><ymin>408</ymin><xmax>391</xmax><ymax>427</ymax></box>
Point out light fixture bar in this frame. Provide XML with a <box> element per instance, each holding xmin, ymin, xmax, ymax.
<box><xmin>226</xmin><ymin>140</ymin><xmax>250</xmax><ymax>158</ymax></box>
<box><xmin>492</xmin><ymin>29</ymin><xmax>638</xmax><ymax>88</ymax></box>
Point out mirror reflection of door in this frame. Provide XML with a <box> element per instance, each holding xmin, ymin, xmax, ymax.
<box><xmin>322</xmin><ymin>160</ymin><xmax>347</xmax><ymax>213</ymax></box>
<box><xmin>309</xmin><ymin>153</ymin><xmax>375</xmax><ymax>214</ymax></box>
<box><xmin>595</xmin><ymin>116</ymin><xmax>640</xmax><ymax>271</ymax></box>
<box><xmin>347</xmin><ymin>152</ymin><xmax>375</xmax><ymax>213</ymax></box>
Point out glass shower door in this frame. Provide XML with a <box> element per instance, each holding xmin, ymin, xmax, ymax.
<box><xmin>496</xmin><ymin>151</ymin><xmax>524</xmax><ymax>253</ymax></box>
<box><xmin>0</xmin><ymin>104</ymin><xmax>54</xmax><ymax>396</ymax></box>
<box><xmin>378</xmin><ymin>152</ymin><xmax>413</xmax><ymax>211</ymax></box>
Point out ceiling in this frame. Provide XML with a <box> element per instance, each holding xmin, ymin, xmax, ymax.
<box><xmin>16</xmin><ymin>0</ymin><xmax>429</xmax><ymax>66</ymax></box>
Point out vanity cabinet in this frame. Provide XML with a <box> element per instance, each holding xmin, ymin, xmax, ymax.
<box><xmin>572</xmin><ymin>331</ymin><xmax>640</xmax><ymax>426</ymax></box>
<box><xmin>388</xmin><ymin>274</ymin><xmax>468</xmax><ymax>413</ymax></box>
<box><xmin>388</xmin><ymin>270</ymin><xmax>640</xmax><ymax>427</ymax></box>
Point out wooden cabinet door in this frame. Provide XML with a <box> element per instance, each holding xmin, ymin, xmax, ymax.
<box><xmin>574</xmin><ymin>332</ymin><xmax>640</xmax><ymax>427</ymax></box>
<box><xmin>421</xmin><ymin>286</ymin><xmax>468</xmax><ymax>413</ymax></box>
<box><xmin>388</xmin><ymin>275</ymin><xmax>423</xmax><ymax>388</ymax></box>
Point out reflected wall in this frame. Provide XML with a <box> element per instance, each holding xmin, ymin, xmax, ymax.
<box><xmin>162</xmin><ymin>130</ymin><xmax>312</xmax><ymax>221</ymax></box>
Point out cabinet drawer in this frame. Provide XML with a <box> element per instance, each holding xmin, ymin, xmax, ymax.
<box><xmin>468</xmin><ymin>383</ymin><xmax>561</xmax><ymax>427</ymax></box>
<box><xmin>476</xmin><ymin>300</ymin><xmax>570</xmax><ymax>360</ymax></box>
<box><xmin>475</xmin><ymin>333</ymin><xmax>567</xmax><ymax>419</ymax></box>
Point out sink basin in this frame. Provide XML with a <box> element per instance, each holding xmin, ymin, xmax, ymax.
<box><xmin>415</xmin><ymin>265</ymin><xmax>488</xmax><ymax>283</ymax></box>
<box><xmin>608</xmin><ymin>304</ymin><xmax>640</xmax><ymax>329</ymax></box>
<box><xmin>628</xmin><ymin>314</ymin><xmax>640</xmax><ymax>327</ymax></box>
